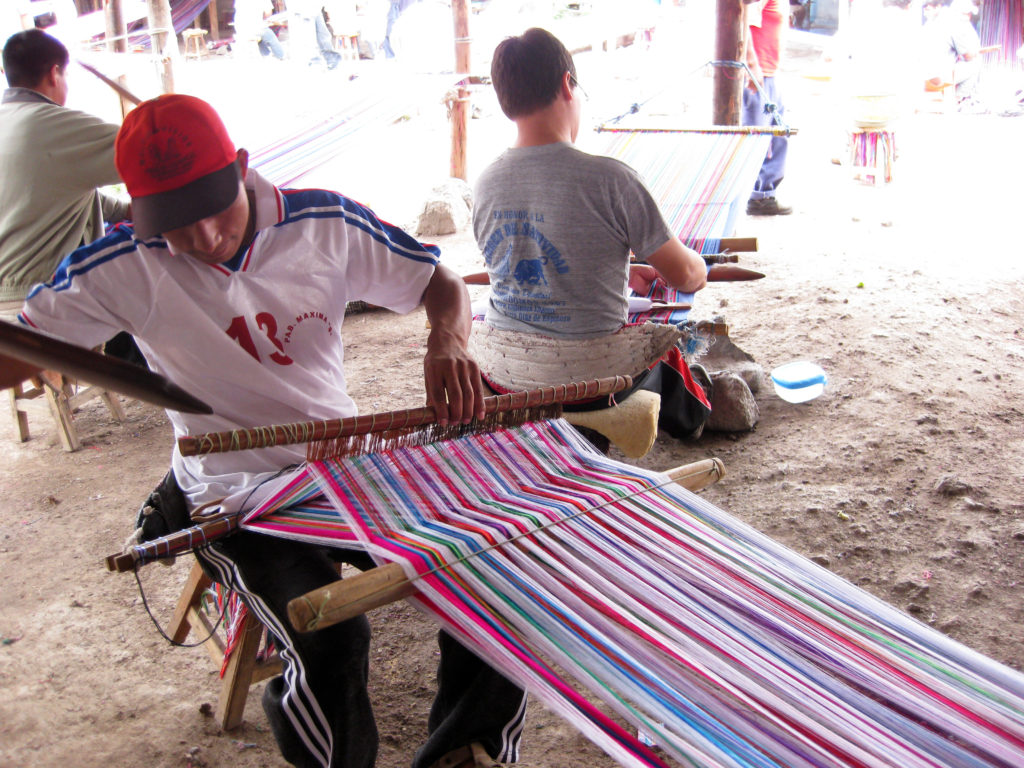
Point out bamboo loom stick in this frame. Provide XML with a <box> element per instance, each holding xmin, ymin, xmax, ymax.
<box><xmin>718</xmin><ymin>237</ymin><xmax>756</xmax><ymax>253</ymax></box>
<box><xmin>178</xmin><ymin>376</ymin><xmax>631</xmax><ymax>457</ymax></box>
<box><xmin>286</xmin><ymin>457</ymin><xmax>726</xmax><ymax>633</ymax></box>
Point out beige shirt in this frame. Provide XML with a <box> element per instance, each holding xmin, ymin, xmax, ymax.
<box><xmin>0</xmin><ymin>87</ymin><xmax>129</xmax><ymax>302</ymax></box>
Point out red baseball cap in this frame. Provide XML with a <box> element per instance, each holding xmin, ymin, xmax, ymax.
<box><xmin>115</xmin><ymin>94</ymin><xmax>241</xmax><ymax>239</ymax></box>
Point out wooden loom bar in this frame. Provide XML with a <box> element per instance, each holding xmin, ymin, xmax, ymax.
<box><xmin>105</xmin><ymin>514</ymin><xmax>238</xmax><ymax>572</ymax></box>
<box><xmin>596</xmin><ymin>125</ymin><xmax>798</xmax><ymax>137</ymax></box>
<box><xmin>463</xmin><ymin>261</ymin><xmax>761</xmax><ymax>287</ymax></box>
<box><xmin>178</xmin><ymin>376</ymin><xmax>631</xmax><ymax>456</ymax></box>
<box><xmin>719</xmin><ymin>237</ymin><xmax>756</xmax><ymax>253</ymax></box>
<box><xmin>286</xmin><ymin>458</ymin><xmax>726</xmax><ymax>633</ymax></box>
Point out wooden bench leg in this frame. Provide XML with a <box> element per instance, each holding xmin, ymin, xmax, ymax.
<box><xmin>8</xmin><ymin>383</ymin><xmax>31</xmax><ymax>442</ymax></box>
<box><xmin>169</xmin><ymin>561</ymin><xmax>282</xmax><ymax>731</ymax></box>
<box><xmin>217</xmin><ymin>611</ymin><xmax>266</xmax><ymax>730</ymax></box>
<box><xmin>42</xmin><ymin>379</ymin><xmax>80</xmax><ymax>452</ymax></box>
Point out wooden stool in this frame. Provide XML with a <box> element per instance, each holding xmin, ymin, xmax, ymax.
<box><xmin>183</xmin><ymin>29</ymin><xmax>208</xmax><ymax>61</ymax></box>
<box><xmin>333</xmin><ymin>31</ymin><xmax>360</xmax><ymax>60</ymax></box>
<box><xmin>170</xmin><ymin>561</ymin><xmax>282</xmax><ymax>730</ymax></box>
<box><xmin>7</xmin><ymin>370</ymin><xmax>127</xmax><ymax>452</ymax></box>
<box><xmin>849</xmin><ymin>127</ymin><xmax>896</xmax><ymax>185</ymax></box>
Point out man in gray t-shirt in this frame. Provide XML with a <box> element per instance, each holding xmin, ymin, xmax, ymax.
<box><xmin>473</xmin><ymin>27</ymin><xmax>707</xmax><ymax>341</ymax></box>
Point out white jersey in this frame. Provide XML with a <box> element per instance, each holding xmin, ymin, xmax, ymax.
<box><xmin>20</xmin><ymin>169</ymin><xmax>437</xmax><ymax>508</ymax></box>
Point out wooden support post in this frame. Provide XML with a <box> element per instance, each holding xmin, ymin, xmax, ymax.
<box><xmin>146</xmin><ymin>0</ymin><xmax>177</xmax><ymax>94</ymax></box>
<box><xmin>449</xmin><ymin>0</ymin><xmax>471</xmax><ymax>180</ymax></box>
<box><xmin>104</xmin><ymin>0</ymin><xmax>127</xmax><ymax>52</ymax></box>
<box><xmin>712</xmin><ymin>0</ymin><xmax>745</xmax><ymax>126</ymax></box>
<box><xmin>104</xmin><ymin>0</ymin><xmax>135</xmax><ymax>117</ymax></box>
<box><xmin>205</xmin><ymin>0</ymin><xmax>220</xmax><ymax>41</ymax></box>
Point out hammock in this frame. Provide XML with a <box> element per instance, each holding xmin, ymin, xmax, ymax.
<box><xmin>126</xmin><ymin>0</ymin><xmax>212</xmax><ymax>49</ymax></box>
<box><xmin>235</xmin><ymin>419</ymin><xmax>1024</xmax><ymax>768</ymax></box>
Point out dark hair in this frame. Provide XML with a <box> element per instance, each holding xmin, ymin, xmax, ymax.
<box><xmin>490</xmin><ymin>27</ymin><xmax>576</xmax><ymax>119</ymax></box>
<box><xmin>2</xmin><ymin>29</ymin><xmax>69</xmax><ymax>88</ymax></box>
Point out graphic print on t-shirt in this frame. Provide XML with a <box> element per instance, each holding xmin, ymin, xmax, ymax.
<box><xmin>482</xmin><ymin>209</ymin><xmax>572</xmax><ymax>326</ymax></box>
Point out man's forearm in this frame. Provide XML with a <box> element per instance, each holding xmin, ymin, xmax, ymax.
<box><xmin>422</xmin><ymin>265</ymin><xmax>473</xmax><ymax>350</ymax></box>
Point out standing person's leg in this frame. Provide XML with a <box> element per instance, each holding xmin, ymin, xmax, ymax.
<box><xmin>744</xmin><ymin>77</ymin><xmax>791</xmax><ymax>215</ymax></box>
<box><xmin>414</xmin><ymin>631</ymin><xmax>528</xmax><ymax>767</ymax></box>
<box><xmin>260</xmin><ymin>28</ymin><xmax>286</xmax><ymax>59</ymax></box>
<box><xmin>198</xmin><ymin>533</ymin><xmax>378</xmax><ymax>768</ymax></box>
<box><xmin>382</xmin><ymin>1</ymin><xmax>400</xmax><ymax>58</ymax></box>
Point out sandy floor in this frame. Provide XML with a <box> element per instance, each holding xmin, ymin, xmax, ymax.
<box><xmin>2</xmin><ymin>9</ymin><xmax>1024</xmax><ymax>768</ymax></box>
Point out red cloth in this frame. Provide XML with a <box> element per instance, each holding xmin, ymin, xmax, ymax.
<box><xmin>749</xmin><ymin>0</ymin><xmax>785</xmax><ymax>77</ymax></box>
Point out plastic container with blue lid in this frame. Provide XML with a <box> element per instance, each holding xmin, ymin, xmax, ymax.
<box><xmin>770</xmin><ymin>361</ymin><xmax>828</xmax><ymax>403</ymax></box>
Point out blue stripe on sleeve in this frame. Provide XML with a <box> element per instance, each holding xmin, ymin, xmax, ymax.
<box><xmin>30</xmin><ymin>225</ymin><xmax>143</xmax><ymax>298</ymax></box>
<box><xmin>281</xmin><ymin>189</ymin><xmax>441</xmax><ymax>266</ymax></box>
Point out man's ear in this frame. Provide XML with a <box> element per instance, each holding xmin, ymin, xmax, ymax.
<box><xmin>561</xmin><ymin>70</ymin><xmax>574</xmax><ymax>101</ymax></box>
<box><xmin>43</xmin><ymin>63</ymin><xmax>62</xmax><ymax>88</ymax></box>
<box><xmin>236</xmin><ymin>148</ymin><xmax>249</xmax><ymax>180</ymax></box>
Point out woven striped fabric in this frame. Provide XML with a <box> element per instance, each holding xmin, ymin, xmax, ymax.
<box><xmin>593</xmin><ymin>128</ymin><xmax>770</xmax><ymax>327</ymax></box>
<box><xmin>239</xmin><ymin>419</ymin><xmax>1024</xmax><ymax>768</ymax></box>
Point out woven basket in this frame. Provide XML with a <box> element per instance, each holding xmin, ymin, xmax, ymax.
<box><xmin>469</xmin><ymin>322</ymin><xmax>682</xmax><ymax>392</ymax></box>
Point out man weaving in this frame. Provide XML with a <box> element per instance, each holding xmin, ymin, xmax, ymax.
<box><xmin>472</xmin><ymin>28</ymin><xmax>712</xmax><ymax>447</ymax></box>
<box><xmin>0</xmin><ymin>94</ymin><xmax>526</xmax><ymax>768</ymax></box>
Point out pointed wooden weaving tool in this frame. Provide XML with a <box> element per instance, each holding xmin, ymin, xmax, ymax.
<box><xmin>285</xmin><ymin>458</ymin><xmax>726</xmax><ymax>633</ymax></box>
<box><xmin>706</xmin><ymin>265</ymin><xmax>764</xmax><ymax>282</ymax></box>
<box><xmin>0</xmin><ymin>321</ymin><xmax>213</xmax><ymax>414</ymax></box>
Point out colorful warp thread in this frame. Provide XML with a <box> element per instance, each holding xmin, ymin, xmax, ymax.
<box><xmin>980</xmin><ymin>0</ymin><xmax>1024</xmax><ymax>73</ymax></box>
<box><xmin>239</xmin><ymin>419</ymin><xmax>1024</xmax><ymax>768</ymax></box>
<box><xmin>596</xmin><ymin>129</ymin><xmax>770</xmax><ymax>251</ymax></box>
<box><xmin>248</xmin><ymin>72</ymin><xmax>461</xmax><ymax>188</ymax></box>
<box><xmin>595</xmin><ymin>128</ymin><xmax>770</xmax><ymax>326</ymax></box>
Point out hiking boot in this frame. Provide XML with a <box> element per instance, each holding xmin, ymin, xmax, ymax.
<box><xmin>746</xmin><ymin>197</ymin><xmax>792</xmax><ymax>216</ymax></box>
<box><xmin>430</xmin><ymin>743</ymin><xmax>502</xmax><ymax>768</ymax></box>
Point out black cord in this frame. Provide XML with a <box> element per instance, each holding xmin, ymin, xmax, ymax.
<box><xmin>132</xmin><ymin>553</ymin><xmax>226</xmax><ymax>648</ymax></box>
<box><xmin>130</xmin><ymin>463</ymin><xmax>302</xmax><ymax>646</ymax></box>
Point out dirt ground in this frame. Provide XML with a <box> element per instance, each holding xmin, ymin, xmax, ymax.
<box><xmin>2</xmin><ymin>23</ymin><xmax>1024</xmax><ymax>768</ymax></box>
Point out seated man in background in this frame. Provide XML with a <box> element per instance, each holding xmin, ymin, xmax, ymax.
<box><xmin>472</xmin><ymin>27</ymin><xmax>711</xmax><ymax>444</ymax></box>
<box><xmin>0</xmin><ymin>93</ymin><xmax>526</xmax><ymax>768</ymax></box>
<box><xmin>922</xmin><ymin>0</ymin><xmax>982</xmax><ymax>107</ymax></box>
<box><xmin>0</xmin><ymin>29</ymin><xmax>140</xmax><ymax>364</ymax></box>
<box><xmin>0</xmin><ymin>29</ymin><xmax>129</xmax><ymax>311</ymax></box>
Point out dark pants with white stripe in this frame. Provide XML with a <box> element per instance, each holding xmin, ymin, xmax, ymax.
<box><xmin>197</xmin><ymin>531</ymin><xmax>527</xmax><ymax>768</ymax></box>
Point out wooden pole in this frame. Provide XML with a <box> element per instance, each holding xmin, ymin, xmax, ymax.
<box><xmin>712</xmin><ymin>0</ymin><xmax>745</xmax><ymax>126</ymax></box>
<box><xmin>449</xmin><ymin>0</ymin><xmax>471</xmax><ymax>180</ymax></box>
<box><xmin>102</xmin><ymin>0</ymin><xmax>135</xmax><ymax>117</ymax></box>
<box><xmin>145</xmin><ymin>0</ymin><xmax>177</xmax><ymax>94</ymax></box>
<box><xmin>104</xmin><ymin>0</ymin><xmax>127</xmax><ymax>52</ymax></box>
<box><xmin>205</xmin><ymin>0</ymin><xmax>220</xmax><ymax>41</ymax></box>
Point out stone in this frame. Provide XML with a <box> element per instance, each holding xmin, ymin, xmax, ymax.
<box><xmin>700</xmin><ymin>329</ymin><xmax>765</xmax><ymax>393</ymax></box>
<box><xmin>706</xmin><ymin>371</ymin><xmax>759</xmax><ymax>433</ymax></box>
<box><xmin>414</xmin><ymin>178</ymin><xmax>473</xmax><ymax>236</ymax></box>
